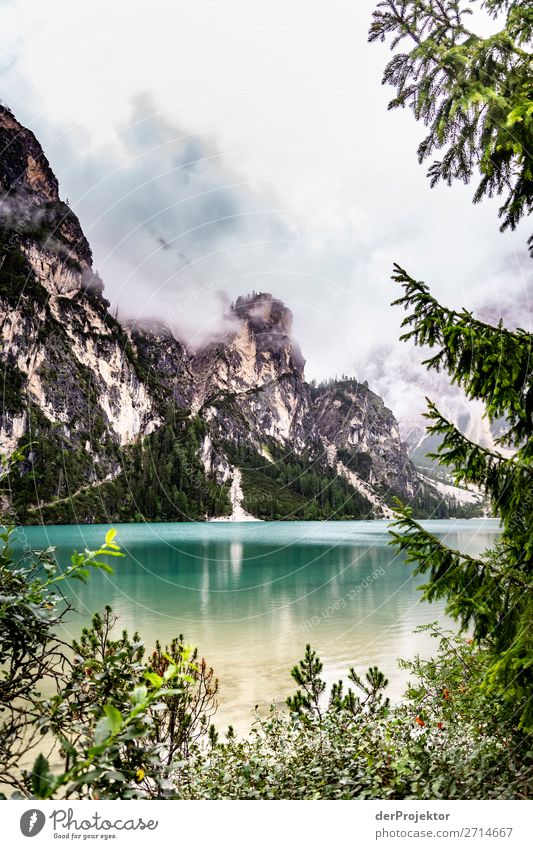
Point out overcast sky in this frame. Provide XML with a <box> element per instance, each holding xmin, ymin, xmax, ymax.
<box><xmin>1</xmin><ymin>0</ymin><xmax>531</xmax><ymax>427</ymax></box>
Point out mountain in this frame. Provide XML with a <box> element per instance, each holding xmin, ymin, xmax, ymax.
<box><xmin>360</xmin><ymin>342</ymin><xmax>510</xmax><ymax>479</ymax></box>
<box><xmin>0</xmin><ymin>105</ymin><xmax>475</xmax><ymax>523</ymax></box>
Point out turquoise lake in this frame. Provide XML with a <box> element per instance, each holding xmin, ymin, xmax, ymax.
<box><xmin>16</xmin><ymin>519</ymin><xmax>500</xmax><ymax>732</ymax></box>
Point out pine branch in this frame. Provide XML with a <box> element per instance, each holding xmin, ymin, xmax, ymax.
<box><xmin>390</xmin><ymin>506</ymin><xmax>532</xmax><ymax>641</ymax></box>
<box><xmin>392</xmin><ymin>265</ymin><xmax>533</xmax><ymax>443</ymax></box>
<box><xmin>369</xmin><ymin>1</ymin><xmax>533</xmax><ymax>253</ymax></box>
<box><xmin>425</xmin><ymin>399</ymin><xmax>518</xmax><ymax>465</ymax></box>
<box><xmin>393</xmin><ymin>506</ymin><xmax>532</xmax><ymax>585</ymax></box>
<box><xmin>424</xmin><ymin>401</ymin><xmax>532</xmax><ymax>525</ymax></box>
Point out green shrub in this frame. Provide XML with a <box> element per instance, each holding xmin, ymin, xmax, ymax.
<box><xmin>177</xmin><ymin>629</ymin><xmax>532</xmax><ymax>800</ymax></box>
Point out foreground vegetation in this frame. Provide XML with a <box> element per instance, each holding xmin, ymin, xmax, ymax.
<box><xmin>0</xmin><ymin>516</ymin><xmax>530</xmax><ymax>800</ymax></box>
<box><xmin>180</xmin><ymin>636</ymin><xmax>531</xmax><ymax>800</ymax></box>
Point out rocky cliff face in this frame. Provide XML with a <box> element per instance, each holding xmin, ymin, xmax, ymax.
<box><xmin>129</xmin><ymin>320</ymin><xmax>193</xmax><ymax>411</ymax></box>
<box><xmin>186</xmin><ymin>296</ymin><xmax>420</xmax><ymax>514</ymax></box>
<box><xmin>312</xmin><ymin>379</ymin><xmax>419</xmax><ymax>500</ymax></box>
<box><xmin>0</xmin><ymin>105</ymin><xmax>162</xmax><ymax>503</ymax></box>
<box><xmin>191</xmin><ymin>293</ymin><xmax>315</xmax><ymax>448</ymax></box>
<box><xmin>0</xmin><ymin>106</ymin><xmax>448</xmax><ymax>523</ymax></box>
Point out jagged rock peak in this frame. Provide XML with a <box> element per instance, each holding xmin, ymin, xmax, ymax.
<box><xmin>0</xmin><ymin>104</ymin><xmax>92</xmax><ymax>270</ymax></box>
<box><xmin>232</xmin><ymin>291</ymin><xmax>293</xmax><ymax>334</ymax></box>
<box><xmin>0</xmin><ymin>105</ymin><xmax>59</xmax><ymax>201</ymax></box>
<box><xmin>125</xmin><ymin>317</ymin><xmax>179</xmax><ymax>341</ymax></box>
<box><xmin>226</xmin><ymin>291</ymin><xmax>305</xmax><ymax>376</ymax></box>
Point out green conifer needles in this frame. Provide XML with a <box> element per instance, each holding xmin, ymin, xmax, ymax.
<box><xmin>389</xmin><ymin>265</ymin><xmax>533</xmax><ymax>730</ymax></box>
<box><xmin>369</xmin><ymin>0</ymin><xmax>533</xmax><ymax>254</ymax></box>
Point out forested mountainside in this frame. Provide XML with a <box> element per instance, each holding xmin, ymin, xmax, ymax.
<box><xmin>0</xmin><ymin>105</ymin><xmax>478</xmax><ymax>523</ymax></box>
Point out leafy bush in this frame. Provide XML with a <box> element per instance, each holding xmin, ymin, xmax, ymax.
<box><xmin>0</xmin><ymin>520</ymin><xmax>219</xmax><ymax>799</ymax></box>
<box><xmin>177</xmin><ymin>629</ymin><xmax>532</xmax><ymax>800</ymax></box>
<box><xmin>40</xmin><ymin>607</ymin><xmax>219</xmax><ymax>799</ymax></box>
<box><xmin>0</xmin><ymin>509</ymin><xmax>123</xmax><ymax>793</ymax></box>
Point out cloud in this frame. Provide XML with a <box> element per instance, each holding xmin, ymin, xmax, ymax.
<box><xmin>31</xmin><ymin>94</ymin><xmax>298</xmax><ymax>346</ymax></box>
<box><xmin>1</xmin><ymin>0</ymin><xmax>531</xmax><ymax>425</ymax></box>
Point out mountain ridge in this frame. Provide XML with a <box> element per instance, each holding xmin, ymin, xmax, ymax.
<box><xmin>0</xmin><ymin>105</ymin><xmax>480</xmax><ymax>523</ymax></box>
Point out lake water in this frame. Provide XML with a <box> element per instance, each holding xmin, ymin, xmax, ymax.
<box><xmin>16</xmin><ymin>519</ymin><xmax>500</xmax><ymax>732</ymax></box>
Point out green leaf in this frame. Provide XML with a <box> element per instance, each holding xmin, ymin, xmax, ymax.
<box><xmin>133</xmin><ymin>685</ymin><xmax>148</xmax><ymax>704</ymax></box>
<box><xmin>163</xmin><ymin>663</ymin><xmax>177</xmax><ymax>681</ymax></box>
<box><xmin>105</xmin><ymin>528</ymin><xmax>117</xmax><ymax>545</ymax></box>
<box><xmin>103</xmin><ymin>703</ymin><xmax>123</xmax><ymax>734</ymax></box>
<box><xmin>31</xmin><ymin>753</ymin><xmax>55</xmax><ymax>799</ymax></box>
<box><xmin>94</xmin><ymin>715</ymin><xmax>112</xmax><ymax>745</ymax></box>
<box><xmin>71</xmin><ymin>568</ymin><xmax>90</xmax><ymax>583</ymax></box>
<box><xmin>145</xmin><ymin>672</ymin><xmax>164</xmax><ymax>688</ymax></box>
<box><xmin>92</xmin><ymin>554</ymin><xmax>119</xmax><ymax>567</ymax></box>
<box><xmin>73</xmin><ymin>768</ymin><xmax>105</xmax><ymax>785</ymax></box>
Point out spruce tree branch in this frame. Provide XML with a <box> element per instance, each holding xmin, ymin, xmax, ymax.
<box><xmin>390</xmin><ymin>505</ymin><xmax>533</xmax><ymax>590</ymax></box>
<box><xmin>392</xmin><ymin>263</ymin><xmax>532</xmax><ymax>343</ymax></box>
<box><xmin>424</xmin><ymin>400</ymin><xmax>531</xmax><ymax>473</ymax></box>
<box><xmin>392</xmin><ymin>264</ymin><xmax>533</xmax><ymax>442</ymax></box>
<box><xmin>425</xmin><ymin>402</ymin><xmax>503</xmax><ymax>464</ymax></box>
<box><xmin>390</xmin><ymin>505</ymin><xmax>484</xmax><ymax>569</ymax></box>
<box><xmin>369</xmin><ymin>3</ymin><xmax>533</xmax><ymax>251</ymax></box>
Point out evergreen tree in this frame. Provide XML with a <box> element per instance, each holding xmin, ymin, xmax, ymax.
<box><xmin>389</xmin><ymin>264</ymin><xmax>533</xmax><ymax>729</ymax></box>
<box><xmin>369</xmin><ymin>0</ymin><xmax>533</xmax><ymax>253</ymax></box>
<box><xmin>286</xmin><ymin>645</ymin><xmax>326</xmax><ymax>718</ymax></box>
<box><xmin>370</xmin><ymin>0</ymin><xmax>533</xmax><ymax>732</ymax></box>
